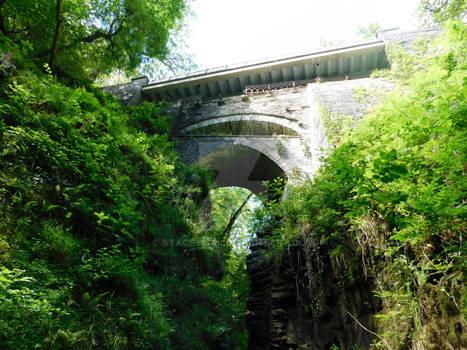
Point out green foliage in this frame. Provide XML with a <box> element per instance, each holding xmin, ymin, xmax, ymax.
<box><xmin>267</xmin><ymin>21</ymin><xmax>466</xmax><ymax>349</ymax></box>
<box><xmin>128</xmin><ymin>101</ymin><xmax>172</xmax><ymax>135</ymax></box>
<box><xmin>208</xmin><ymin>187</ymin><xmax>258</xmax><ymax>247</ymax></box>
<box><xmin>418</xmin><ymin>0</ymin><xmax>467</xmax><ymax>24</ymax></box>
<box><xmin>0</xmin><ymin>0</ymin><xmax>188</xmax><ymax>79</ymax></box>
<box><xmin>0</xmin><ymin>266</ymin><xmax>48</xmax><ymax>311</ymax></box>
<box><xmin>319</xmin><ymin>104</ymin><xmax>353</xmax><ymax>148</ymax></box>
<box><xmin>0</xmin><ymin>266</ymin><xmax>64</xmax><ymax>349</ymax></box>
<box><xmin>206</xmin><ymin>187</ymin><xmax>261</xmax><ymax>348</ymax></box>
<box><xmin>37</xmin><ymin>220</ymin><xmax>82</xmax><ymax>264</ymax></box>
<box><xmin>371</xmin><ymin>38</ymin><xmax>432</xmax><ymax>82</ymax></box>
<box><xmin>0</xmin><ymin>35</ymin><xmax>248</xmax><ymax>349</ymax></box>
<box><xmin>357</xmin><ymin>22</ymin><xmax>382</xmax><ymax>39</ymax></box>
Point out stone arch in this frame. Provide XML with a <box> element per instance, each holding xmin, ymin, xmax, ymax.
<box><xmin>177</xmin><ymin>114</ymin><xmax>303</xmax><ymax>136</ymax></box>
<box><xmin>179</xmin><ymin>136</ymin><xmax>295</xmax><ymax>169</ymax></box>
<box><xmin>177</xmin><ymin>138</ymin><xmax>289</xmax><ymax>194</ymax></box>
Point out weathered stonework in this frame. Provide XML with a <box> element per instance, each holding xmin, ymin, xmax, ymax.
<box><xmin>377</xmin><ymin>26</ymin><xmax>442</xmax><ymax>50</ymax></box>
<box><xmin>102</xmin><ymin>75</ymin><xmax>394</xmax><ymax>194</ymax></box>
<box><xmin>102</xmin><ymin>76</ymin><xmax>149</xmax><ymax>106</ymax></box>
<box><xmin>171</xmin><ymin>77</ymin><xmax>392</xmax><ymax>192</ymax></box>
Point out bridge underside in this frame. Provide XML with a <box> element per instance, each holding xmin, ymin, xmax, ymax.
<box><xmin>198</xmin><ymin>144</ymin><xmax>284</xmax><ymax>194</ymax></box>
<box><xmin>176</xmin><ymin>136</ymin><xmax>302</xmax><ymax>194</ymax></box>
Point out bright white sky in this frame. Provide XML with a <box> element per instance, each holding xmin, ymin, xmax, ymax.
<box><xmin>185</xmin><ymin>0</ymin><xmax>421</xmax><ymax>69</ymax></box>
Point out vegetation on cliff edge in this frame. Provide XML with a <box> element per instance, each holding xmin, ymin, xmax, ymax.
<box><xmin>0</xmin><ymin>27</ymin><xmax>248</xmax><ymax>350</ymax></box>
<box><xmin>265</xmin><ymin>21</ymin><xmax>466</xmax><ymax>349</ymax></box>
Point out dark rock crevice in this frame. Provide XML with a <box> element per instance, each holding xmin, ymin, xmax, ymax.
<box><xmin>246</xmin><ymin>227</ymin><xmax>381</xmax><ymax>350</ymax></box>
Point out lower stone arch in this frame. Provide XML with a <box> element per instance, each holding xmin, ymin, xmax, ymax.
<box><xmin>194</xmin><ymin>143</ymin><xmax>286</xmax><ymax>195</ymax></box>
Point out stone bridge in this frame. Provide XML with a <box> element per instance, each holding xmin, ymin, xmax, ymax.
<box><xmin>104</xmin><ymin>27</ymin><xmax>440</xmax><ymax>194</ymax></box>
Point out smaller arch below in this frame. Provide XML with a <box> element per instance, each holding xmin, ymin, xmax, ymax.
<box><xmin>177</xmin><ymin>114</ymin><xmax>303</xmax><ymax>136</ymax></box>
<box><xmin>176</xmin><ymin>134</ymin><xmax>315</xmax><ymax>180</ymax></box>
<box><xmin>176</xmin><ymin>136</ymin><xmax>298</xmax><ymax>175</ymax></box>
<box><xmin>196</xmin><ymin>144</ymin><xmax>286</xmax><ymax>195</ymax></box>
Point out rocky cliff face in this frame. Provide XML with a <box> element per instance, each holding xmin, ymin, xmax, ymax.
<box><xmin>246</xmin><ymin>226</ymin><xmax>381</xmax><ymax>349</ymax></box>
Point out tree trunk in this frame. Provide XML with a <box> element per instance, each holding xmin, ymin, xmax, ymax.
<box><xmin>49</xmin><ymin>0</ymin><xmax>63</xmax><ymax>72</ymax></box>
<box><xmin>221</xmin><ymin>192</ymin><xmax>253</xmax><ymax>241</ymax></box>
<box><xmin>0</xmin><ymin>0</ymin><xmax>8</xmax><ymax>34</ymax></box>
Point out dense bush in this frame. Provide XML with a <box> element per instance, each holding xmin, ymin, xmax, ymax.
<box><xmin>0</xmin><ymin>36</ymin><xmax>247</xmax><ymax>349</ymax></box>
<box><xmin>267</xmin><ymin>21</ymin><xmax>466</xmax><ymax>349</ymax></box>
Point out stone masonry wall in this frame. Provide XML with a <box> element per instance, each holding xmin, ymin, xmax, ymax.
<box><xmin>172</xmin><ymin>77</ymin><xmax>393</xmax><ymax>178</ymax></box>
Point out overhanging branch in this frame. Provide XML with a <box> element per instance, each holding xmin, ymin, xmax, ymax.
<box><xmin>81</xmin><ymin>18</ymin><xmax>123</xmax><ymax>44</ymax></box>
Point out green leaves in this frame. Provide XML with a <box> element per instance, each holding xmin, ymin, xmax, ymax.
<box><xmin>371</xmin><ymin>149</ymin><xmax>409</xmax><ymax>184</ymax></box>
<box><xmin>1</xmin><ymin>0</ymin><xmax>189</xmax><ymax>80</ymax></box>
<box><xmin>418</xmin><ymin>0</ymin><xmax>467</xmax><ymax>24</ymax></box>
<box><xmin>270</xmin><ymin>21</ymin><xmax>466</xmax><ymax>349</ymax></box>
<box><xmin>0</xmin><ymin>31</ymin><xmax>253</xmax><ymax>348</ymax></box>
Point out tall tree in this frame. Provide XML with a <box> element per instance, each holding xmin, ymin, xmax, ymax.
<box><xmin>418</xmin><ymin>0</ymin><xmax>467</xmax><ymax>24</ymax></box>
<box><xmin>209</xmin><ymin>187</ymin><xmax>259</xmax><ymax>250</ymax></box>
<box><xmin>221</xmin><ymin>192</ymin><xmax>253</xmax><ymax>242</ymax></box>
<box><xmin>49</xmin><ymin>0</ymin><xmax>63</xmax><ymax>72</ymax></box>
<box><xmin>357</xmin><ymin>22</ymin><xmax>382</xmax><ymax>39</ymax></box>
<box><xmin>1</xmin><ymin>0</ymin><xmax>188</xmax><ymax>79</ymax></box>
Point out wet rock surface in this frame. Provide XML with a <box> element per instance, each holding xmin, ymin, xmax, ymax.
<box><xmin>246</xmin><ymin>228</ymin><xmax>380</xmax><ymax>350</ymax></box>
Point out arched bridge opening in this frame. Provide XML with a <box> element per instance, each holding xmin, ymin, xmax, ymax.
<box><xmin>196</xmin><ymin>144</ymin><xmax>285</xmax><ymax>196</ymax></box>
<box><xmin>175</xmin><ymin>116</ymin><xmax>312</xmax><ymax>195</ymax></box>
<box><xmin>177</xmin><ymin>115</ymin><xmax>302</xmax><ymax>136</ymax></box>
